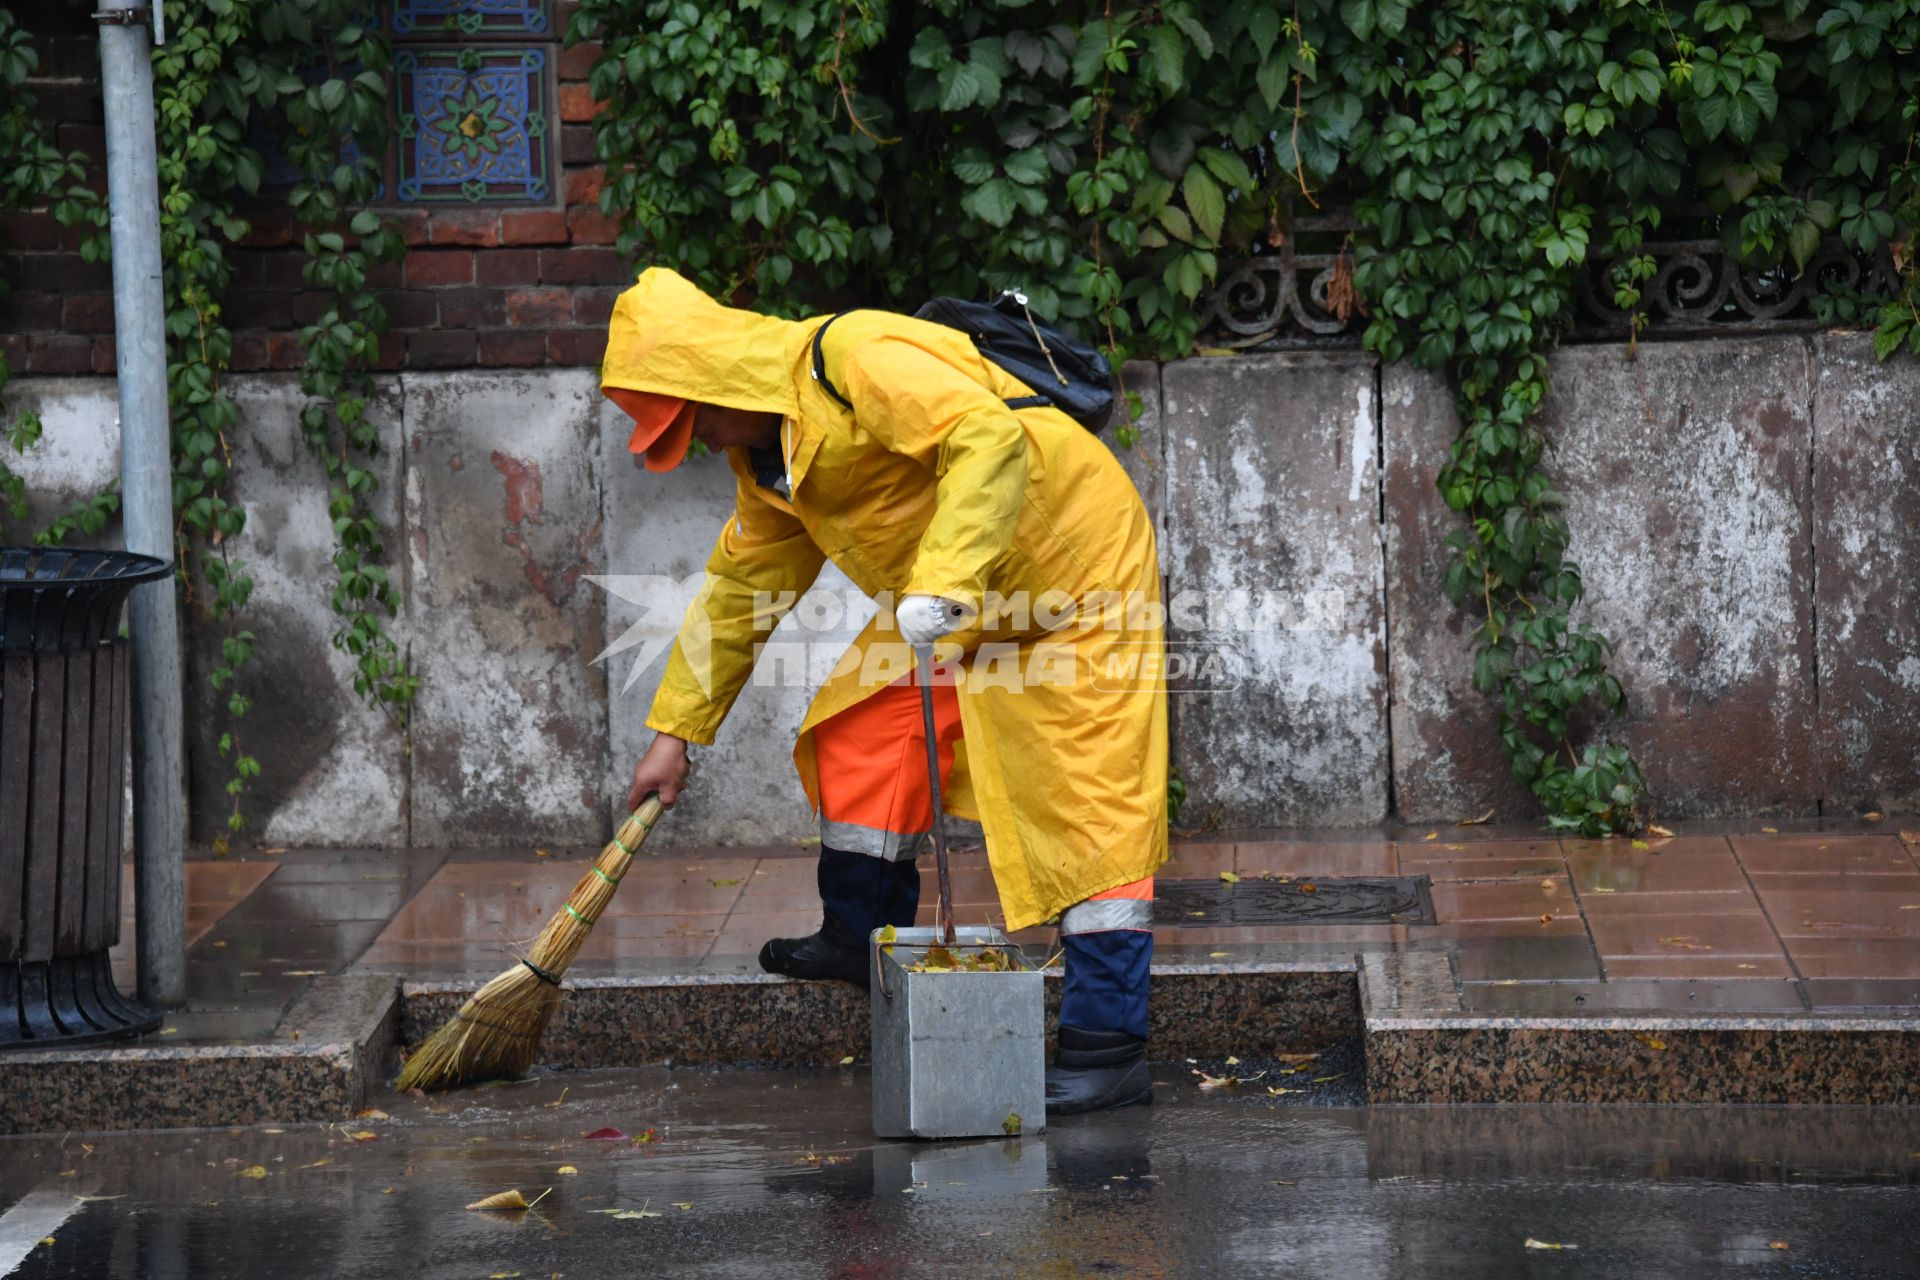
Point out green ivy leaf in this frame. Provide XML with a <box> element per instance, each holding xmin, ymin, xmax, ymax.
<box><xmin>1181</xmin><ymin>163</ymin><xmax>1224</xmax><ymax>243</ymax></box>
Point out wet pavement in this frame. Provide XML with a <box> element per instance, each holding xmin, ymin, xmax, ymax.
<box><xmin>5</xmin><ymin>1065</ymin><xmax>1920</xmax><ymax>1279</ymax></box>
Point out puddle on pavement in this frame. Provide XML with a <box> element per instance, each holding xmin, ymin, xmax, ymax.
<box><xmin>4</xmin><ymin>1064</ymin><xmax>1918</xmax><ymax>1279</ymax></box>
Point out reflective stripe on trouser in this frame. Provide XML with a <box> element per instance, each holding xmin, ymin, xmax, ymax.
<box><xmin>812</xmin><ymin>675</ymin><xmax>963</xmax><ymax>938</ymax></box>
<box><xmin>1059</xmin><ymin>877</ymin><xmax>1154</xmax><ymax>1041</ymax></box>
<box><xmin>813</xmin><ymin>674</ymin><xmax>963</xmax><ymax>861</ymax></box>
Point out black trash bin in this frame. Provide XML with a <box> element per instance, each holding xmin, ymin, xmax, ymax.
<box><xmin>1</xmin><ymin>546</ymin><xmax>171</xmax><ymax>1048</ymax></box>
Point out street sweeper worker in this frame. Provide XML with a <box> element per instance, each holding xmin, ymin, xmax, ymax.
<box><xmin>607</xmin><ymin>267</ymin><xmax>1168</xmax><ymax>1115</ymax></box>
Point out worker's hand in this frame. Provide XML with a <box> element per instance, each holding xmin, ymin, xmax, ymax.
<box><xmin>628</xmin><ymin>732</ymin><xmax>691</xmax><ymax>810</ymax></box>
<box><xmin>896</xmin><ymin>594</ymin><xmax>971</xmax><ymax>646</ymax></box>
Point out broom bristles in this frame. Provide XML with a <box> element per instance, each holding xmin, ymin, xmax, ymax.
<box><xmin>395</xmin><ymin>797</ymin><xmax>665</xmax><ymax>1092</ymax></box>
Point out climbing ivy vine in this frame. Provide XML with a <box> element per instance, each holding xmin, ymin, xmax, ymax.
<box><xmin>570</xmin><ymin>0</ymin><xmax>1920</xmax><ymax>835</ymax></box>
<box><xmin>2</xmin><ymin>1</ymin><xmax>414</xmax><ymax>842</ymax></box>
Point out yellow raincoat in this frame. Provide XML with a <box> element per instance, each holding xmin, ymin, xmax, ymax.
<box><xmin>604</xmin><ymin>268</ymin><xmax>1167</xmax><ymax>931</ymax></box>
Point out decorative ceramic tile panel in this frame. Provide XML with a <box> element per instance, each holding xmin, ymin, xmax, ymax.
<box><xmin>396</xmin><ymin>47</ymin><xmax>551</xmax><ymax>203</ymax></box>
<box><xmin>392</xmin><ymin>0</ymin><xmax>550</xmax><ymax>36</ymax></box>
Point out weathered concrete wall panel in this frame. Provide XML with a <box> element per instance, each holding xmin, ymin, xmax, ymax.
<box><xmin>0</xmin><ymin>378</ymin><xmax>121</xmax><ymax>544</ymax></box>
<box><xmin>1381</xmin><ymin>366</ymin><xmax>1537</xmax><ymax>823</ymax></box>
<box><xmin>1162</xmin><ymin>352</ymin><xmax>1388</xmax><ymax>828</ymax></box>
<box><xmin>1550</xmin><ymin>340</ymin><xmax>1817</xmax><ymax>816</ymax></box>
<box><xmin>1386</xmin><ymin>340</ymin><xmax>1820</xmax><ymax>820</ymax></box>
<box><xmin>185</xmin><ymin>377</ymin><xmax>409</xmax><ymax>847</ymax></box>
<box><xmin>403</xmin><ymin>371</ymin><xmax>609</xmax><ymax>846</ymax></box>
<box><xmin>1813</xmin><ymin>334</ymin><xmax>1920</xmax><ymax>812</ymax></box>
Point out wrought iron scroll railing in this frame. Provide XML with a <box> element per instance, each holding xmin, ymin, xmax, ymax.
<box><xmin>1195</xmin><ymin>209</ymin><xmax>1901</xmax><ymax>349</ymax></box>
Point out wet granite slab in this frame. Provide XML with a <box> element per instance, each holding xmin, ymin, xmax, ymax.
<box><xmin>400</xmin><ymin>959</ymin><xmax>1363</xmax><ymax>1070</ymax></box>
<box><xmin>1359</xmin><ymin>951</ymin><xmax>1920</xmax><ymax>1103</ymax></box>
<box><xmin>0</xmin><ymin>974</ymin><xmax>399</xmax><ymax>1135</ymax></box>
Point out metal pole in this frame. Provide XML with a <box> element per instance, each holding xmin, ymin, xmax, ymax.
<box><xmin>97</xmin><ymin>0</ymin><xmax>186</xmax><ymax>1007</ymax></box>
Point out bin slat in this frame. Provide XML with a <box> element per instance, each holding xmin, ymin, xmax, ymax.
<box><xmin>83</xmin><ymin>642</ymin><xmax>117</xmax><ymax>951</ymax></box>
<box><xmin>22</xmin><ymin>652</ymin><xmax>66</xmax><ymax>962</ymax></box>
<box><xmin>0</xmin><ymin>653</ymin><xmax>33</xmax><ymax>960</ymax></box>
<box><xmin>106</xmin><ymin>641</ymin><xmax>127</xmax><ymax>946</ymax></box>
<box><xmin>55</xmin><ymin>648</ymin><xmax>94</xmax><ymax>952</ymax></box>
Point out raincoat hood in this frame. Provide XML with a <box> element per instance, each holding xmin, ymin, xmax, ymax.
<box><xmin>602</xmin><ymin>267</ymin><xmax>806</xmax><ymax>419</ymax></box>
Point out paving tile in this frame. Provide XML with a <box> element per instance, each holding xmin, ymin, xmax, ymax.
<box><xmin>1579</xmin><ymin>889</ymin><xmax>1763</xmax><ymax>917</ymax></box>
<box><xmin>1430</xmin><ymin>877</ymin><xmax>1575</xmax><ymax>922</ymax></box>
<box><xmin>1585</xmin><ymin>910</ymin><xmax>1786</xmax><ymax>960</ymax></box>
<box><xmin>1232</xmin><ymin>840</ymin><xmax>1397</xmax><ymax>877</ymax></box>
<box><xmin>1438</xmin><ymin>936</ymin><xmax>1603</xmax><ymax>982</ymax></box>
<box><xmin>1602</xmin><ymin>954</ymin><xmax>1797</xmax><ymax>979</ymax></box>
<box><xmin>1752</xmin><ymin>883</ymin><xmax>1920</xmax><ymax>939</ymax></box>
<box><xmin>1400</xmin><ymin>856</ymin><xmax>1567</xmax><ymax>882</ymax></box>
<box><xmin>1730</xmin><ymin>834</ymin><xmax>1918</xmax><ymax>875</ymax></box>
<box><xmin>1462</xmin><ymin>978</ymin><xmax>1806</xmax><ymax>1014</ymax></box>
<box><xmin>1159</xmin><ymin>843</ymin><xmax>1237</xmax><ymax>878</ymax></box>
<box><xmin>707</xmin><ymin>909</ymin><xmax>834</xmax><ymax>957</ymax></box>
<box><xmin>1782</xmin><ymin>938</ymin><xmax>1920</xmax><ymax>979</ymax></box>
<box><xmin>1565</xmin><ymin>842</ymin><xmax>1751</xmax><ymax>895</ymax></box>
<box><xmin>1562</xmin><ymin>834</ymin><xmax>1733</xmax><ymax>858</ymax></box>
<box><xmin>1391</xmin><ymin>838</ymin><xmax>1562</xmax><ymax>862</ymax></box>
<box><xmin>1801</xmin><ymin>978</ymin><xmax>1920</xmax><ymax>1010</ymax></box>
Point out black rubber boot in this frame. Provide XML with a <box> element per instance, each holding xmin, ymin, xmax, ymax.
<box><xmin>758</xmin><ymin>912</ymin><xmax>870</xmax><ymax>989</ymax></box>
<box><xmin>1045</xmin><ymin>1025</ymin><xmax>1153</xmax><ymax>1115</ymax></box>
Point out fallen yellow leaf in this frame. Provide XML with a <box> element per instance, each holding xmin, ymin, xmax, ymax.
<box><xmin>534</xmin><ymin>848</ymin><xmax>552</xmax><ymax>858</ymax></box>
<box><xmin>673</xmin><ymin>1202</ymin><xmax>694</xmax><ymax>1210</ymax></box>
<box><xmin>467</xmin><ymin>1188</ymin><xmax>550</xmax><ymax>1211</ymax></box>
<box><xmin>1208</xmin><ymin>951</ymin><xmax>1230</xmax><ymax>958</ymax></box>
<box><xmin>1421</xmin><ymin>831</ymin><xmax>1439</xmax><ymax>841</ymax></box>
<box><xmin>1761</xmin><ymin>826</ymin><xmax>1779</xmax><ymax>834</ymax></box>
<box><xmin>711</xmin><ymin>878</ymin><xmax>741</xmax><ymax>887</ymax></box>
<box><xmin>1524</xmin><ymin>1238</ymin><xmax>1577</xmax><ymax>1251</ymax></box>
<box><xmin>237</xmin><ymin>1166</ymin><xmax>268</xmax><ymax>1180</ymax></box>
<box><xmin>382</xmin><ymin>1186</ymin><xmax>395</xmax><ymax>1194</ymax></box>
<box><xmin>1457</xmin><ymin>807</ymin><xmax>1496</xmax><ymax>826</ymax></box>
<box><xmin>555</xmin><ymin>1166</ymin><xmax>578</xmax><ymax>1176</ymax></box>
<box><xmin>1219</xmin><ymin>871</ymin><xmax>1241</xmax><ymax>883</ymax></box>
<box><xmin>1768</xmin><ymin>1241</ymin><xmax>1790</xmax><ymax>1250</ymax></box>
<box><xmin>838</xmin><ymin>1056</ymin><xmax>854</xmax><ymax>1066</ymax></box>
<box><xmin>1647</xmin><ymin>824</ymin><xmax>1675</xmax><ymax>838</ymax></box>
<box><xmin>353</xmin><ymin>1108</ymin><xmax>390</xmax><ymax>1121</ymax></box>
<box><xmin>57</xmin><ymin>1170</ymin><xmax>74</xmax><ymax>1178</ymax></box>
<box><xmin>297</xmin><ymin>1158</ymin><xmax>332</xmax><ymax>1170</ymax></box>
<box><xmin>1900</xmin><ymin>830</ymin><xmax>1920</xmax><ymax>844</ymax></box>
<box><xmin>1865</xmin><ymin>811</ymin><xmax>1884</xmax><ymax>821</ymax></box>
<box><xmin>1225</xmin><ymin>1055</ymin><xmax>1241</xmax><ymax>1066</ymax></box>
<box><xmin>1631</xmin><ymin>839</ymin><xmax>1650</xmax><ymax>850</ymax></box>
<box><xmin>1634</xmin><ymin>1033</ymin><xmax>1668</xmax><ymax>1051</ymax></box>
<box><xmin>347</xmin><ymin>1130</ymin><xmax>379</xmax><ymax>1142</ymax></box>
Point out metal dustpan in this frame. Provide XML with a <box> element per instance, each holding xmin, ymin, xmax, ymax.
<box><xmin>868</xmin><ymin>648</ymin><xmax>1046</xmax><ymax>1140</ymax></box>
<box><xmin>870</xmin><ymin>926</ymin><xmax>1045</xmax><ymax>1139</ymax></box>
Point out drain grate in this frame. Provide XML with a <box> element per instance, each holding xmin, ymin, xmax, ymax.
<box><xmin>1154</xmin><ymin>876</ymin><xmax>1434</xmax><ymax>926</ymax></box>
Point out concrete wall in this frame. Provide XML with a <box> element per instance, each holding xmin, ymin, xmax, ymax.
<box><xmin>5</xmin><ymin>330</ymin><xmax>1916</xmax><ymax>846</ymax></box>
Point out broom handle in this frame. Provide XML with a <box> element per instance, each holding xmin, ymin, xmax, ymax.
<box><xmin>916</xmin><ymin>645</ymin><xmax>957</xmax><ymax>947</ymax></box>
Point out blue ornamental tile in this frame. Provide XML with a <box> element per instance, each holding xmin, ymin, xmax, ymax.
<box><xmin>395</xmin><ymin>47</ymin><xmax>551</xmax><ymax>204</ymax></box>
<box><xmin>392</xmin><ymin>0</ymin><xmax>549</xmax><ymax>36</ymax></box>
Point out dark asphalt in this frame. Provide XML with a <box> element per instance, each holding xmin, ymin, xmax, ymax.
<box><xmin>4</xmin><ymin>1062</ymin><xmax>1919</xmax><ymax>1279</ymax></box>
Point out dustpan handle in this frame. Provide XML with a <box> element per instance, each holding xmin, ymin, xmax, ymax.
<box><xmin>915</xmin><ymin>644</ymin><xmax>957</xmax><ymax>947</ymax></box>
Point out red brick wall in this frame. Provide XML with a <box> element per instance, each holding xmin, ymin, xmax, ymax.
<box><xmin>0</xmin><ymin>2</ymin><xmax>623</xmax><ymax>377</ymax></box>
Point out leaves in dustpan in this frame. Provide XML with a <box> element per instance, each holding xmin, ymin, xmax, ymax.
<box><xmin>905</xmin><ymin>945</ymin><xmax>1018</xmax><ymax>973</ymax></box>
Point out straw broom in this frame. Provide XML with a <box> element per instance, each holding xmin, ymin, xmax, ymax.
<box><xmin>395</xmin><ymin>795</ymin><xmax>667</xmax><ymax>1091</ymax></box>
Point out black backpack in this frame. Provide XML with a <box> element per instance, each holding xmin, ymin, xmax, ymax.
<box><xmin>810</xmin><ymin>292</ymin><xmax>1116</xmax><ymax>434</ymax></box>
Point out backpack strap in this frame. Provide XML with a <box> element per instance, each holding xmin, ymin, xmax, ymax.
<box><xmin>810</xmin><ymin>313</ymin><xmax>853</xmax><ymax>411</ymax></box>
<box><xmin>811</xmin><ymin>309</ymin><xmax>1054</xmax><ymax>416</ymax></box>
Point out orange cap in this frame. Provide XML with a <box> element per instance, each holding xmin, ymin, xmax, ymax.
<box><xmin>607</xmin><ymin>388</ymin><xmax>696</xmax><ymax>473</ymax></box>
